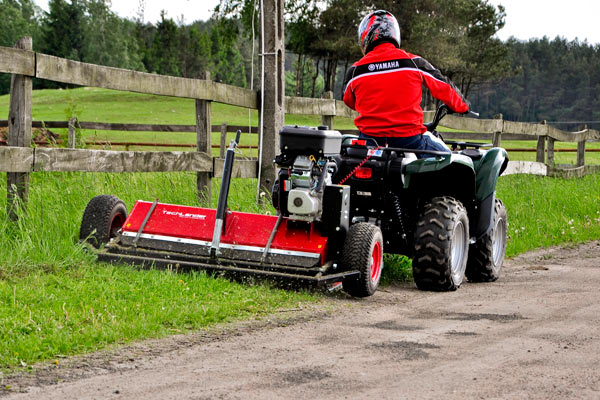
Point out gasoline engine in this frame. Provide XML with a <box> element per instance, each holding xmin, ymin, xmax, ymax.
<box><xmin>273</xmin><ymin>125</ymin><xmax>349</xmax><ymax>232</ymax></box>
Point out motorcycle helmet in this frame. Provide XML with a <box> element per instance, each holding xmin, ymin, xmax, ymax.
<box><xmin>358</xmin><ymin>10</ymin><xmax>401</xmax><ymax>55</ymax></box>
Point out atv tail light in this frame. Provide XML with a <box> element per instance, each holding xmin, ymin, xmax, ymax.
<box><xmin>354</xmin><ymin>167</ymin><xmax>372</xmax><ymax>179</ymax></box>
<box><xmin>352</xmin><ymin>139</ymin><xmax>367</xmax><ymax>146</ymax></box>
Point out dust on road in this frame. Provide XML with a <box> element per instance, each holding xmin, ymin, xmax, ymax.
<box><xmin>3</xmin><ymin>242</ymin><xmax>600</xmax><ymax>399</ymax></box>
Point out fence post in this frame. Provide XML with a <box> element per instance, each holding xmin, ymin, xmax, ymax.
<box><xmin>259</xmin><ymin>0</ymin><xmax>285</xmax><ymax>196</ymax></box>
<box><xmin>492</xmin><ymin>113</ymin><xmax>503</xmax><ymax>147</ymax></box>
<box><xmin>536</xmin><ymin>120</ymin><xmax>547</xmax><ymax>163</ymax></box>
<box><xmin>220</xmin><ymin>123</ymin><xmax>227</xmax><ymax>159</ymax></box>
<box><xmin>547</xmin><ymin>137</ymin><xmax>555</xmax><ymax>167</ymax></box>
<box><xmin>577</xmin><ymin>140</ymin><xmax>586</xmax><ymax>167</ymax></box>
<box><xmin>321</xmin><ymin>91</ymin><xmax>334</xmax><ymax>129</ymax></box>
<box><xmin>7</xmin><ymin>37</ymin><xmax>33</xmax><ymax>221</ymax></box>
<box><xmin>68</xmin><ymin>117</ymin><xmax>77</xmax><ymax>148</ymax></box>
<box><xmin>195</xmin><ymin>71</ymin><xmax>212</xmax><ymax>204</ymax></box>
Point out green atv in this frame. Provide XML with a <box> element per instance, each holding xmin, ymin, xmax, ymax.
<box><xmin>333</xmin><ymin>105</ymin><xmax>509</xmax><ymax>292</ymax></box>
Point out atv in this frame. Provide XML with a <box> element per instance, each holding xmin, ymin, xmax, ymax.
<box><xmin>273</xmin><ymin>105</ymin><xmax>509</xmax><ymax>294</ymax></box>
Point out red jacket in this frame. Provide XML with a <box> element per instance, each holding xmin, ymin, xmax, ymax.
<box><xmin>343</xmin><ymin>43</ymin><xmax>469</xmax><ymax>137</ymax></box>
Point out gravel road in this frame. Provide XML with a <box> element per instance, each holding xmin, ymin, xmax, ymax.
<box><xmin>3</xmin><ymin>241</ymin><xmax>600</xmax><ymax>399</ymax></box>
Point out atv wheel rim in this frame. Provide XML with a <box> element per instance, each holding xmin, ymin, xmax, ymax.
<box><xmin>370</xmin><ymin>241</ymin><xmax>383</xmax><ymax>283</ymax></box>
<box><xmin>450</xmin><ymin>220</ymin><xmax>467</xmax><ymax>284</ymax></box>
<box><xmin>492</xmin><ymin>217</ymin><xmax>506</xmax><ymax>268</ymax></box>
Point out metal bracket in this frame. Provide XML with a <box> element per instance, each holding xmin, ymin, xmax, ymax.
<box><xmin>133</xmin><ymin>198</ymin><xmax>158</xmax><ymax>247</ymax></box>
<box><xmin>261</xmin><ymin>213</ymin><xmax>283</xmax><ymax>263</ymax></box>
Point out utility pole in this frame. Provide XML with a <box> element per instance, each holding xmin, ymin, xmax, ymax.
<box><xmin>258</xmin><ymin>0</ymin><xmax>285</xmax><ymax>196</ymax></box>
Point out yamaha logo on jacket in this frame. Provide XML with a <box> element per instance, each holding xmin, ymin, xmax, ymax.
<box><xmin>343</xmin><ymin>43</ymin><xmax>469</xmax><ymax>138</ymax></box>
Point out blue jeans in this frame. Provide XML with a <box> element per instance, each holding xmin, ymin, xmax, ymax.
<box><xmin>358</xmin><ymin>132</ymin><xmax>450</xmax><ymax>159</ymax></box>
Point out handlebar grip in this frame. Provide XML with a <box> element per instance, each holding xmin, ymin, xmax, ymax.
<box><xmin>235</xmin><ymin>130</ymin><xmax>242</xmax><ymax>144</ymax></box>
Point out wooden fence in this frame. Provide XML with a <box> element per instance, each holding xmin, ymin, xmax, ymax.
<box><xmin>2</xmin><ymin>39</ymin><xmax>600</xmax><ymax>219</ymax></box>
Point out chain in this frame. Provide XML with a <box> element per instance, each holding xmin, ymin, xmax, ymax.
<box><xmin>337</xmin><ymin>146</ymin><xmax>382</xmax><ymax>185</ymax></box>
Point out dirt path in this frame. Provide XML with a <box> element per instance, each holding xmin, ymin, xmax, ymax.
<box><xmin>3</xmin><ymin>242</ymin><xmax>600</xmax><ymax>399</ymax></box>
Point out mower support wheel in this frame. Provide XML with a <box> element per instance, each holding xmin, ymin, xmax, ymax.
<box><xmin>413</xmin><ymin>196</ymin><xmax>469</xmax><ymax>291</ymax></box>
<box><xmin>341</xmin><ymin>223</ymin><xmax>384</xmax><ymax>298</ymax></box>
<box><xmin>466</xmin><ymin>199</ymin><xmax>508</xmax><ymax>282</ymax></box>
<box><xmin>79</xmin><ymin>195</ymin><xmax>128</xmax><ymax>248</ymax></box>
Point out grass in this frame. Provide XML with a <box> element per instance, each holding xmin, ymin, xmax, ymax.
<box><xmin>497</xmin><ymin>174</ymin><xmax>600</xmax><ymax>256</ymax></box>
<box><xmin>0</xmin><ymin>88</ymin><xmax>599</xmax><ymax>370</ymax></box>
<box><xmin>0</xmin><ymin>266</ymin><xmax>308</xmax><ymax>369</ymax></box>
<box><xmin>0</xmin><ymin>172</ymin><xmax>314</xmax><ymax>369</ymax></box>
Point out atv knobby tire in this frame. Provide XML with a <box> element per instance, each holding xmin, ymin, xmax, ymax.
<box><xmin>79</xmin><ymin>195</ymin><xmax>128</xmax><ymax>248</ymax></box>
<box><xmin>342</xmin><ymin>223</ymin><xmax>383</xmax><ymax>298</ymax></box>
<box><xmin>413</xmin><ymin>197</ymin><xmax>469</xmax><ymax>291</ymax></box>
<box><xmin>466</xmin><ymin>198</ymin><xmax>508</xmax><ymax>282</ymax></box>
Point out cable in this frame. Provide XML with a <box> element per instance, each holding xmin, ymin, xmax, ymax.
<box><xmin>256</xmin><ymin>0</ymin><xmax>265</xmax><ymax>201</ymax></box>
<box><xmin>248</xmin><ymin>0</ymin><xmax>257</xmax><ymax>159</ymax></box>
<box><xmin>337</xmin><ymin>146</ymin><xmax>382</xmax><ymax>185</ymax></box>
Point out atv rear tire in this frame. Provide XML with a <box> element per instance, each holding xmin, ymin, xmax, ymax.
<box><xmin>413</xmin><ymin>197</ymin><xmax>469</xmax><ymax>291</ymax></box>
<box><xmin>341</xmin><ymin>223</ymin><xmax>383</xmax><ymax>298</ymax></box>
<box><xmin>466</xmin><ymin>199</ymin><xmax>507</xmax><ymax>282</ymax></box>
<box><xmin>79</xmin><ymin>195</ymin><xmax>128</xmax><ymax>248</ymax></box>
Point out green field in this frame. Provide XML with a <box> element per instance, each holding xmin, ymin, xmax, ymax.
<box><xmin>0</xmin><ymin>88</ymin><xmax>599</xmax><ymax>371</ymax></box>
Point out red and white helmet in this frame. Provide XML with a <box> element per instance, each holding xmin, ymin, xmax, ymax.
<box><xmin>358</xmin><ymin>10</ymin><xmax>401</xmax><ymax>55</ymax></box>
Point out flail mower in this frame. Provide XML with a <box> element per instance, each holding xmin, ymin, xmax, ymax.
<box><xmin>80</xmin><ymin>105</ymin><xmax>509</xmax><ymax>297</ymax></box>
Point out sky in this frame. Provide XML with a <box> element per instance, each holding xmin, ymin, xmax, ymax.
<box><xmin>488</xmin><ymin>0</ymin><xmax>600</xmax><ymax>44</ymax></box>
<box><xmin>33</xmin><ymin>0</ymin><xmax>600</xmax><ymax>45</ymax></box>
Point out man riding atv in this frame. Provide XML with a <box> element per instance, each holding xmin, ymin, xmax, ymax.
<box><xmin>343</xmin><ymin>9</ymin><xmax>469</xmax><ymax>157</ymax></box>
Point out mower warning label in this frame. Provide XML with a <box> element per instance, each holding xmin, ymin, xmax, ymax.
<box><xmin>367</xmin><ymin>149</ymin><xmax>383</xmax><ymax>157</ymax></box>
<box><xmin>162</xmin><ymin>210</ymin><xmax>207</xmax><ymax>220</ymax></box>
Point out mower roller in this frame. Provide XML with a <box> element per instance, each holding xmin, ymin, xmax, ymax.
<box><xmin>80</xmin><ymin>128</ymin><xmax>372</xmax><ymax>295</ymax></box>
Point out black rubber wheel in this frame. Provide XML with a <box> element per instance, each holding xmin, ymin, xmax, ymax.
<box><xmin>412</xmin><ymin>197</ymin><xmax>469</xmax><ymax>291</ymax></box>
<box><xmin>466</xmin><ymin>199</ymin><xmax>508</xmax><ymax>282</ymax></box>
<box><xmin>341</xmin><ymin>223</ymin><xmax>384</xmax><ymax>298</ymax></box>
<box><xmin>79</xmin><ymin>195</ymin><xmax>128</xmax><ymax>248</ymax></box>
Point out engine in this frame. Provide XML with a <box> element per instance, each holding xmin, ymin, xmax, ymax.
<box><xmin>273</xmin><ymin>125</ymin><xmax>347</xmax><ymax>226</ymax></box>
<box><xmin>285</xmin><ymin>155</ymin><xmax>335</xmax><ymax>221</ymax></box>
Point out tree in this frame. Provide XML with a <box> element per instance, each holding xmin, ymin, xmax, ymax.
<box><xmin>0</xmin><ymin>0</ymin><xmax>42</xmax><ymax>47</ymax></box>
<box><xmin>469</xmin><ymin>37</ymin><xmax>600</xmax><ymax>128</ymax></box>
<box><xmin>42</xmin><ymin>0</ymin><xmax>85</xmax><ymax>61</ymax></box>
<box><xmin>210</xmin><ymin>23</ymin><xmax>247</xmax><ymax>86</ymax></box>
<box><xmin>311</xmin><ymin>0</ymin><xmax>365</xmax><ymax>94</ymax></box>
<box><xmin>148</xmin><ymin>11</ymin><xmax>181</xmax><ymax>76</ymax></box>
<box><xmin>81</xmin><ymin>0</ymin><xmax>144</xmax><ymax>70</ymax></box>
<box><xmin>178</xmin><ymin>25</ymin><xmax>212</xmax><ymax>79</ymax></box>
<box><xmin>0</xmin><ymin>0</ymin><xmax>43</xmax><ymax>93</ymax></box>
<box><xmin>287</xmin><ymin>9</ymin><xmax>319</xmax><ymax>96</ymax></box>
<box><xmin>374</xmin><ymin>0</ymin><xmax>510</xmax><ymax>98</ymax></box>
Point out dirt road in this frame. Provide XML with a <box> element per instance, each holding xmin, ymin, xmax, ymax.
<box><xmin>3</xmin><ymin>242</ymin><xmax>600</xmax><ymax>399</ymax></box>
